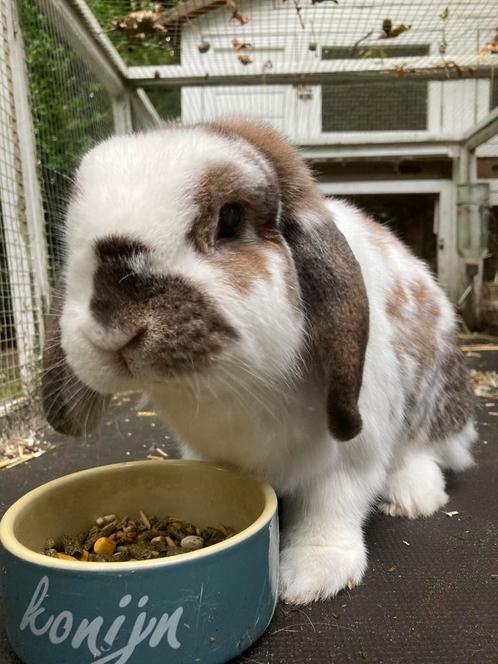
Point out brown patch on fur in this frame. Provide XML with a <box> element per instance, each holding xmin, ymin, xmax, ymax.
<box><xmin>212</xmin><ymin>245</ymin><xmax>270</xmax><ymax>293</ymax></box>
<box><xmin>188</xmin><ymin>161</ymin><xmax>280</xmax><ymax>253</ymax></box>
<box><xmin>91</xmin><ymin>236</ymin><xmax>238</xmax><ymax>375</ymax></box>
<box><xmin>388</xmin><ymin>278</ymin><xmax>440</xmax><ymax>374</ymax></box>
<box><xmin>205</xmin><ymin>119</ymin><xmax>323</xmax><ymax>225</ymax></box>
<box><xmin>408</xmin><ymin>279</ymin><xmax>440</xmax><ymax>372</ymax></box>
<box><xmin>95</xmin><ymin>235</ymin><xmax>148</xmax><ymax>261</ymax></box>
<box><xmin>388</xmin><ymin>275</ymin><xmax>474</xmax><ymax>441</ymax></box>
<box><xmin>412</xmin><ymin>277</ymin><xmax>430</xmax><ymax>306</ymax></box>
<box><xmin>386</xmin><ymin>283</ymin><xmax>408</xmax><ymax>320</ymax></box>
<box><xmin>429</xmin><ymin>339</ymin><xmax>475</xmax><ymax>440</ymax></box>
<box><xmin>42</xmin><ymin>280</ymin><xmax>109</xmax><ymax>436</ymax></box>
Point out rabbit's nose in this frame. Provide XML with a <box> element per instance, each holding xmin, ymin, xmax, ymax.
<box><xmin>81</xmin><ymin>320</ymin><xmax>143</xmax><ymax>353</ymax></box>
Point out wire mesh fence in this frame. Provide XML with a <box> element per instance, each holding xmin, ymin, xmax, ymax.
<box><xmin>0</xmin><ymin>0</ymin><xmax>39</xmax><ymax>430</ymax></box>
<box><xmin>21</xmin><ymin>0</ymin><xmax>115</xmax><ymax>281</ymax></box>
<box><xmin>85</xmin><ymin>0</ymin><xmax>498</xmax><ymax>70</ymax></box>
<box><xmin>0</xmin><ymin>0</ymin><xmax>115</xmax><ymax>449</ymax></box>
<box><xmin>84</xmin><ymin>0</ymin><xmax>497</xmax><ymax>136</ymax></box>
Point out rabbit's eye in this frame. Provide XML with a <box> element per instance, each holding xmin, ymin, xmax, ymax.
<box><xmin>218</xmin><ymin>204</ymin><xmax>243</xmax><ymax>239</ymax></box>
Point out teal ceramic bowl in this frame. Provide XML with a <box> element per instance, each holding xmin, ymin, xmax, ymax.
<box><xmin>0</xmin><ymin>460</ymin><xmax>278</xmax><ymax>664</ymax></box>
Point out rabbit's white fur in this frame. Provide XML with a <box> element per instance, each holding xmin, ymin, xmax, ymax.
<box><xmin>48</xmin><ymin>123</ymin><xmax>477</xmax><ymax>605</ymax></box>
<box><xmin>157</xmin><ymin>196</ymin><xmax>475</xmax><ymax>604</ymax></box>
<box><xmin>61</xmin><ymin>129</ymin><xmax>303</xmax><ymax>400</ymax></box>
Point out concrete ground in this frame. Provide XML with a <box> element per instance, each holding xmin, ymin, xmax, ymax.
<box><xmin>1</xmin><ymin>338</ymin><xmax>497</xmax><ymax>663</ymax></box>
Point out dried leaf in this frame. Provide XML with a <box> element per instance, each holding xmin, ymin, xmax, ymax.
<box><xmin>440</xmin><ymin>7</ymin><xmax>449</xmax><ymax>20</ymax></box>
<box><xmin>0</xmin><ymin>433</ymin><xmax>55</xmax><ymax>471</ymax></box>
<box><xmin>231</xmin><ymin>10</ymin><xmax>249</xmax><ymax>25</ymax></box>
<box><xmin>238</xmin><ymin>54</ymin><xmax>253</xmax><ymax>65</ymax></box>
<box><xmin>444</xmin><ymin>59</ymin><xmax>463</xmax><ymax>76</ymax></box>
<box><xmin>470</xmin><ymin>370</ymin><xmax>498</xmax><ymax>398</ymax></box>
<box><xmin>478</xmin><ymin>30</ymin><xmax>498</xmax><ymax>56</ymax></box>
<box><xmin>232</xmin><ymin>37</ymin><xmax>252</xmax><ymax>51</ymax></box>
<box><xmin>393</xmin><ymin>63</ymin><xmax>414</xmax><ymax>79</ymax></box>
<box><xmin>137</xmin><ymin>411</ymin><xmax>157</xmax><ymax>417</ymax></box>
<box><xmin>390</xmin><ymin>24</ymin><xmax>411</xmax><ymax>38</ymax></box>
<box><xmin>113</xmin><ymin>9</ymin><xmax>166</xmax><ymax>41</ymax></box>
<box><xmin>381</xmin><ymin>19</ymin><xmax>411</xmax><ymax>39</ymax></box>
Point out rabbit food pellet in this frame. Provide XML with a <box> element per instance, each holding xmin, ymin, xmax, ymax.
<box><xmin>43</xmin><ymin>512</ymin><xmax>236</xmax><ymax>562</ymax></box>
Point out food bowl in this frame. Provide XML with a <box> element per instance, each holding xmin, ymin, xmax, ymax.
<box><xmin>0</xmin><ymin>460</ymin><xmax>278</xmax><ymax>664</ymax></box>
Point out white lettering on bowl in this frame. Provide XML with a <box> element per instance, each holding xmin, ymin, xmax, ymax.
<box><xmin>19</xmin><ymin>576</ymin><xmax>183</xmax><ymax>663</ymax></box>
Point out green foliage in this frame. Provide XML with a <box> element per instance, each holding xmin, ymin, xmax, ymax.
<box><xmin>86</xmin><ymin>0</ymin><xmax>181</xmax><ymax>66</ymax></box>
<box><xmin>21</xmin><ymin>0</ymin><xmax>114</xmax><ymax>175</ymax></box>
<box><xmin>146</xmin><ymin>88</ymin><xmax>181</xmax><ymax>120</ymax></box>
<box><xmin>21</xmin><ymin>0</ymin><xmax>115</xmax><ymax>276</ymax></box>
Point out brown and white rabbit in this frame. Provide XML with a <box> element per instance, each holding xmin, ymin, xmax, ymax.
<box><xmin>43</xmin><ymin>120</ymin><xmax>476</xmax><ymax>605</ymax></box>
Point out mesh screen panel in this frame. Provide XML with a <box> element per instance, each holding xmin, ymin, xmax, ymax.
<box><xmin>0</xmin><ymin>0</ymin><xmax>114</xmax><ymax>443</ymax></box>
<box><xmin>322</xmin><ymin>80</ymin><xmax>428</xmax><ymax>132</ymax></box>
<box><xmin>21</xmin><ymin>0</ymin><xmax>114</xmax><ymax>281</ymax></box>
<box><xmin>86</xmin><ymin>0</ymin><xmax>498</xmax><ymax>74</ymax></box>
<box><xmin>94</xmin><ymin>0</ymin><xmax>496</xmax><ymax>130</ymax></box>
<box><xmin>0</xmin><ymin>0</ymin><xmax>38</xmax><ymax>427</ymax></box>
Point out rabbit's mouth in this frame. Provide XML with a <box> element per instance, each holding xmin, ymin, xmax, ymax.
<box><xmin>63</xmin><ymin>323</ymin><xmax>236</xmax><ymax>398</ymax></box>
<box><xmin>61</xmin><ymin>235</ymin><xmax>240</xmax><ymax>392</ymax></box>
<box><xmin>63</xmin><ymin>287</ymin><xmax>238</xmax><ymax>395</ymax></box>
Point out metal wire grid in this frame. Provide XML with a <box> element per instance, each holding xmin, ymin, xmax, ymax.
<box><xmin>0</xmin><ymin>0</ymin><xmax>38</xmax><ymax>421</ymax></box>
<box><xmin>84</xmin><ymin>0</ymin><xmax>497</xmax><ymax>127</ymax></box>
<box><xmin>0</xmin><ymin>0</ymin><xmax>114</xmax><ymax>436</ymax></box>
<box><xmin>322</xmin><ymin>79</ymin><xmax>429</xmax><ymax>132</ymax></box>
<box><xmin>87</xmin><ymin>0</ymin><xmax>498</xmax><ymax>71</ymax></box>
<box><xmin>21</xmin><ymin>0</ymin><xmax>115</xmax><ymax>282</ymax></box>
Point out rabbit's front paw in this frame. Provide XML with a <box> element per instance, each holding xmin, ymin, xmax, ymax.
<box><xmin>381</xmin><ymin>451</ymin><xmax>448</xmax><ymax>519</ymax></box>
<box><xmin>279</xmin><ymin>541</ymin><xmax>367</xmax><ymax>605</ymax></box>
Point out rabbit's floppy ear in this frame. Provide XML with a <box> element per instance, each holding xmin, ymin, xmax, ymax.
<box><xmin>208</xmin><ymin>119</ymin><xmax>368</xmax><ymax>441</ymax></box>
<box><xmin>284</xmin><ymin>219</ymin><xmax>369</xmax><ymax>441</ymax></box>
<box><xmin>42</xmin><ymin>279</ymin><xmax>109</xmax><ymax>436</ymax></box>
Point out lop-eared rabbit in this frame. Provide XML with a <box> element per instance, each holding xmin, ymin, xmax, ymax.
<box><xmin>43</xmin><ymin>120</ymin><xmax>476</xmax><ymax>604</ymax></box>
